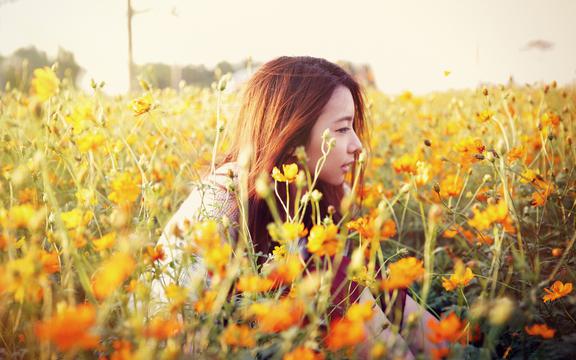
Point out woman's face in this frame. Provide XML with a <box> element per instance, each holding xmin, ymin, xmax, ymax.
<box><xmin>306</xmin><ymin>85</ymin><xmax>363</xmax><ymax>186</ymax></box>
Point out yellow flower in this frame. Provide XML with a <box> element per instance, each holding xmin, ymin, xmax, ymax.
<box><xmin>91</xmin><ymin>252</ymin><xmax>136</xmax><ymax>300</ymax></box>
<box><xmin>236</xmin><ymin>275</ymin><xmax>274</xmax><ymax>293</ymax></box>
<box><xmin>131</xmin><ymin>93</ymin><xmax>153</xmax><ymax>116</ymax></box>
<box><xmin>61</xmin><ymin>208</ymin><xmax>93</xmax><ymax>229</ymax></box>
<box><xmin>76</xmin><ymin>132</ymin><xmax>105</xmax><ymax>153</ymax></box>
<box><xmin>6</xmin><ymin>204</ymin><xmax>36</xmax><ymax>229</ymax></box>
<box><xmin>204</xmin><ymin>243</ymin><xmax>232</xmax><ymax>275</ymax></box>
<box><xmin>542</xmin><ymin>280</ymin><xmax>573</xmax><ymax>303</ymax></box>
<box><xmin>442</xmin><ymin>260</ymin><xmax>474</xmax><ymax>291</ymax></box>
<box><xmin>268</xmin><ymin>221</ymin><xmax>308</xmax><ymax>244</ymax></box>
<box><xmin>92</xmin><ymin>232</ymin><xmax>116</xmax><ymax>252</ymax></box>
<box><xmin>31</xmin><ymin>67</ymin><xmax>59</xmax><ymax>101</ymax></box>
<box><xmin>306</xmin><ymin>223</ymin><xmax>340</xmax><ymax>256</ymax></box>
<box><xmin>271</xmin><ymin>163</ymin><xmax>299</xmax><ymax>183</ymax></box>
<box><xmin>475</xmin><ymin>109</ymin><xmax>493</xmax><ymax>123</ymax></box>
<box><xmin>392</xmin><ymin>153</ymin><xmax>418</xmax><ymax>174</ymax></box>
<box><xmin>108</xmin><ymin>172</ymin><xmax>141</xmax><ymax>206</ymax></box>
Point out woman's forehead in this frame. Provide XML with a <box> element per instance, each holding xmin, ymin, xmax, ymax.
<box><xmin>319</xmin><ymin>86</ymin><xmax>355</xmax><ymax>124</ymax></box>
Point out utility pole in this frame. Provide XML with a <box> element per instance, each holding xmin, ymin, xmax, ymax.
<box><xmin>127</xmin><ymin>0</ymin><xmax>135</xmax><ymax>93</ymax></box>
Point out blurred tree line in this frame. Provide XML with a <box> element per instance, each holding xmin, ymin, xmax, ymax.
<box><xmin>0</xmin><ymin>46</ymin><xmax>82</xmax><ymax>91</ymax></box>
<box><xmin>0</xmin><ymin>46</ymin><xmax>376</xmax><ymax>92</ymax></box>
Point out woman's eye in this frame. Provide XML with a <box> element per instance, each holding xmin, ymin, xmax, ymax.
<box><xmin>336</xmin><ymin>127</ymin><xmax>351</xmax><ymax>133</ymax></box>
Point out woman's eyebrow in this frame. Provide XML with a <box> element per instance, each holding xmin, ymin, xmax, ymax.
<box><xmin>335</xmin><ymin>116</ymin><xmax>353</xmax><ymax>123</ymax></box>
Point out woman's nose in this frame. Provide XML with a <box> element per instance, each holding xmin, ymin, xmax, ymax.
<box><xmin>348</xmin><ymin>131</ymin><xmax>363</xmax><ymax>154</ymax></box>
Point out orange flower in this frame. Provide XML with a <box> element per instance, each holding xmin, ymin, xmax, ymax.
<box><xmin>307</xmin><ymin>224</ymin><xmax>341</xmax><ymax>257</ymax></box>
<box><xmin>144</xmin><ymin>317</ymin><xmax>183</xmax><ymax>340</ymax></box>
<box><xmin>431</xmin><ymin>347</ymin><xmax>450</xmax><ymax>360</ymax></box>
<box><xmin>35</xmin><ymin>303</ymin><xmax>99</xmax><ymax>351</ymax></box>
<box><xmin>221</xmin><ymin>323</ymin><xmax>256</xmax><ymax>348</ymax></box>
<box><xmin>284</xmin><ymin>346</ymin><xmax>325</xmax><ymax>360</ymax></box>
<box><xmin>145</xmin><ymin>245</ymin><xmax>165</xmax><ymax>263</ymax></box>
<box><xmin>442</xmin><ymin>260</ymin><xmax>474</xmax><ymax>291</ymax></box>
<box><xmin>92</xmin><ymin>252</ymin><xmax>136</xmax><ymax>300</ymax></box>
<box><xmin>40</xmin><ymin>250</ymin><xmax>60</xmax><ymax>274</ymax></box>
<box><xmin>380</xmin><ymin>257</ymin><xmax>425</xmax><ymax>290</ymax></box>
<box><xmin>236</xmin><ymin>275</ymin><xmax>275</xmax><ymax>292</ymax></box>
<box><xmin>467</xmin><ymin>201</ymin><xmax>510</xmax><ymax>232</ymax></box>
<box><xmin>346</xmin><ymin>215</ymin><xmax>397</xmax><ymax>241</ymax></box>
<box><xmin>267</xmin><ymin>256</ymin><xmax>303</xmax><ymax>285</ymax></box>
<box><xmin>543</xmin><ymin>281</ymin><xmax>573</xmax><ymax>303</ymax></box>
<box><xmin>427</xmin><ymin>312</ymin><xmax>465</xmax><ymax>344</ymax></box>
<box><xmin>525</xmin><ymin>323</ymin><xmax>555</xmax><ymax>339</ymax></box>
<box><xmin>325</xmin><ymin>317</ymin><xmax>366</xmax><ymax>351</ymax></box>
<box><xmin>194</xmin><ymin>289</ymin><xmax>217</xmax><ymax>313</ymax></box>
<box><xmin>437</xmin><ymin>174</ymin><xmax>463</xmax><ymax>198</ymax></box>
<box><xmin>110</xmin><ymin>340</ymin><xmax>134</xmax><ymax>360</ymax></box>
<box><xmin>506</xmin><ymin>145</ymin><xmax>525</xmax><ymax>163</ymax></box>
<box><xmin>246</xmin><ymin>298</ymin><xmax>304</xmax><ymax>333</ymax></box>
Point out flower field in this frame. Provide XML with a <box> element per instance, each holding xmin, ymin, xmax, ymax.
<box><xmin>0</xmin><ymin>66</ymin><xmax>574</xmax><ymax>359</ymax></box>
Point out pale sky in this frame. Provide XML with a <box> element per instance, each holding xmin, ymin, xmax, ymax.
<box><xmin>1</xmin><ymin>0</ymin><xmax>574</xmax><ymax>94</ymax></box>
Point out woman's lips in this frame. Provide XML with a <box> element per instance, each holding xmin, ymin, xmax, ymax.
<box><xmin>341</xmin><ymin>164</ymin><xmax>351</xmax><ymax>172</ymax></box>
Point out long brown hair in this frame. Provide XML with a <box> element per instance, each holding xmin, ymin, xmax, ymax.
<box><xmin>217</xmin><ymin>56</ymin><xmax>371</xmax><ymax>259</ymax></box>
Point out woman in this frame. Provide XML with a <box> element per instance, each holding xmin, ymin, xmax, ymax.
<box><xmin>152</xmin><ymin>56</ymin><xmax>439</xmax><ymax>358</ymax></box>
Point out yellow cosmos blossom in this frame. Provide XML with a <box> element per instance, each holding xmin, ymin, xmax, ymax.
<box><xmin>76</xmin><ymin>132</ymin><xmax>106</xmax><ymax>153</ymax></box>
<box><xmin>272</xmin><ymin>163</ymin><xmax>299</xmax><ymax>183</ymax></box>
<box><xmin>6</xmin><ymin>204</ymin><xmax>36</xmax><ymax>229</ymax></box>
<box><xmin>108</xmin><ymin>172</ymin><xmax>141</xmax><ymax>206</ymax></box>
<box><xmin>475</xmin><ymin>109</ymin><xmax>493</xmax><ymax>123</ymax></box>
<box><xmin>392</xmin><ymin>153</ymin><xmax>419</xmax><ymax>174</ymax></box>
<box><xmin>267</xmin><ymin>221</ymin><xmax>308</xmax><ymax>244</ymax></box>
<box><xmin>131</xmin><ymin>93</ymin><xmax>153</xmax><ymax>116</ymax></box>
<box><xmin>236</xmin><ymin>275</ymin><xmax>275</xmax><ymax>292</ymax></box>
<box><xmin>306</xmin><ymin>223</ymin><xmax>340</xmax><ymax>256</ymax></box>
<box><xmin>442</xmin><ymin>260</ymin><xmax>475</xmax><ymax>291</ymax></box>
<box><xmin>542</xmin><ymin>280</ymin><xmax>573</xmax><ymax>303</ymax></box>
<box><xmin>92</xmin><ymin>232</ymin><xmax>116</xmax><ymax>252</ymax></box>
<box><xmin>91</xmin><ymin>252</ymin><xmax>136</xmax><ymax>300</ymax></box>
<box><xmin>60</xmin><ymin>208</ymin><xmax>93</xmax><ymax>229</ymax></box>
<box><xmin>31</xmin><ymin>67</ymin><xmax>59</xmax><ymax>102</ymax></box>
<box><xmin>204</xmin><ymin>243</ymin><xmax>232</xmax><ymax>275</ymax></box>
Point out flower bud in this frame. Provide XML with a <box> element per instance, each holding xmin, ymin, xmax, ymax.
<box><xmin>488</xmin><ymin>297</ymin><xmax>515</xmax><ymax>325</ymax></box>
